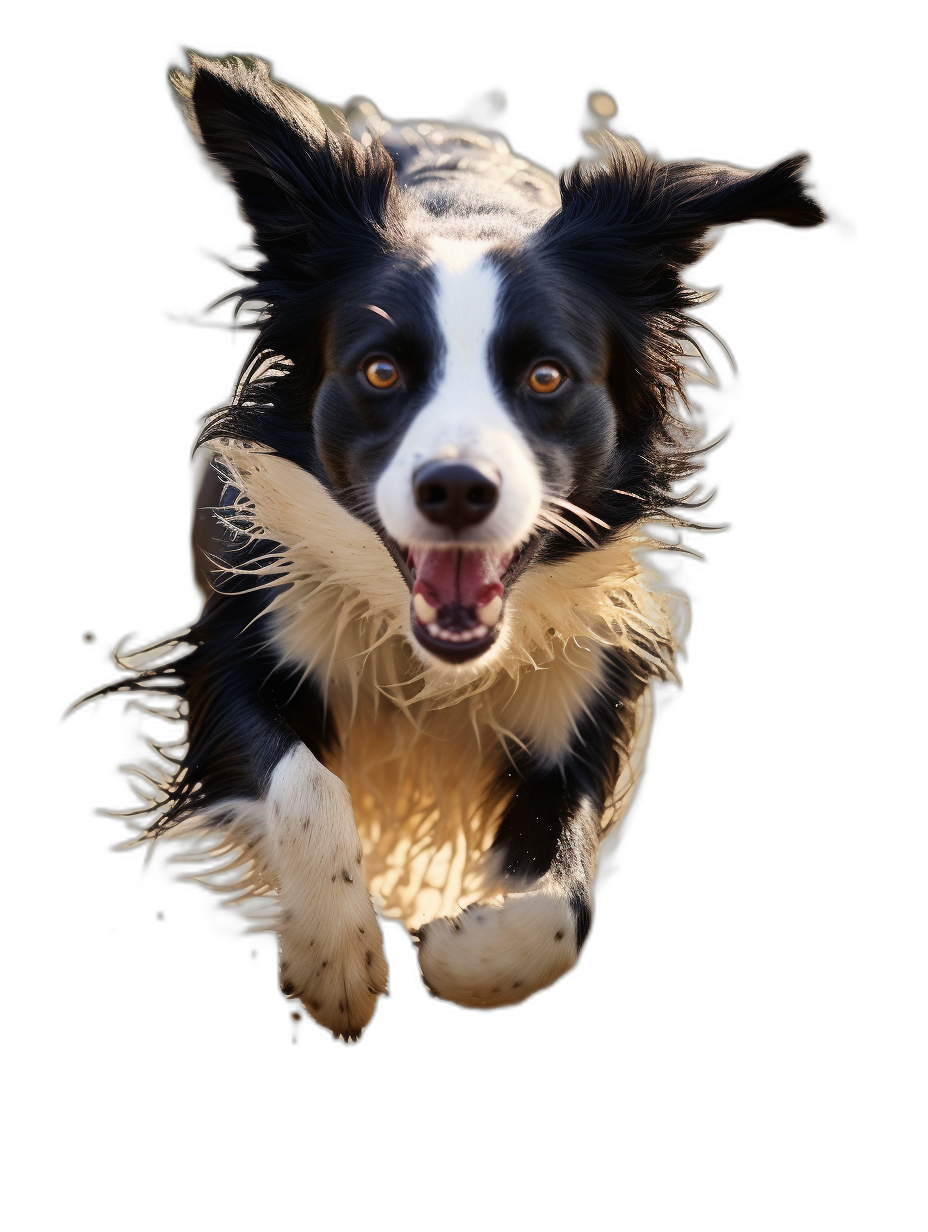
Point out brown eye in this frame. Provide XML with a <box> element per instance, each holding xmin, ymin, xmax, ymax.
<box><xmin>363</xmin><ymin>358</ymin><xmax>399</xmax><ymax>389</ymax></box>
<box><xmin>527</xmin><ymin>363</ymin><xmax>564</xmax><ymax>394</ymax></box>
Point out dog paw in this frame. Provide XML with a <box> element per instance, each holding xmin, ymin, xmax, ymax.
<box><xmin>278</xmin><ymin>885</ymin><xmax>388</xmax><ymax>1041</ymax></box>
<box><xmin>414</xmin><ymin>889</ymin><xmax>582</xmax><ymax>1008</ymax></box>
<box><xmin>266</xmin><ymin>744</ymin><xmax>388</xmax><ymax>1039</ymax></box>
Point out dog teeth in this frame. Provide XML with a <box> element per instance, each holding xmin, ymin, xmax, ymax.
<box><xmin>415</xmin><ymin>594</ymin><xmax>501</xmax><ymax>641</ymax></box>
<box><xmin>425</xmin><ymin>623</ymin><xmax>490</xmax><ymax>644</ymax></box>
<box><xmin>413</xmin><ymin>593</ymin><xmax>438</xmax><ymax>624</ymax></box>
<box><xmin>476</xmin><ymin>596</ymin><xmax>503</xmax><ymax>627</ymax></box>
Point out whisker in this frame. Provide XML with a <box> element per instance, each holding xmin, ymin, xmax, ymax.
<box><xmin>536</xmin><ymin>510</ymin><xmax>598</xmax><ymax>548</ymax></box>
<box><xmin>546</xmin><ymin>495</ymin><xmax>610</xmax><ymax>530</ymax></box>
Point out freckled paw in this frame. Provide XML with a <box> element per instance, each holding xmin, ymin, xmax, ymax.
<box><xmin>279</xmin><ymin>925</ymin><xmax>388</xmax><ymax>1041</ymax></box>
<box><xmin>414</xmin><ymin>891</ymin><xmax>581</xmax><ymax>1008</ymax></box>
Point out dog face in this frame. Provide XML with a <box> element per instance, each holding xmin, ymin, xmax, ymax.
<box><xmin>174</xmin><ymin>55</ymin><xmax>823</xmax><ymax>667</ymax></box>
<box><xmin>311</xmin><ymin>239</ymin><xmax>623</xmax><ymax>663</ymax></box>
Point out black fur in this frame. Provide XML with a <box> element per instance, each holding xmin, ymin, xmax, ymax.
<box><xmin>490</xmin><ymin>646</ymin><xmax>655</xmax><ymax>945</ymax></box>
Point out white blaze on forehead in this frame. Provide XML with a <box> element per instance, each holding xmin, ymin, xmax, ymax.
<box><xmin>374</xmin><ymin>238</ymin><xmax>544</xmax><ymax>549</ymax></box>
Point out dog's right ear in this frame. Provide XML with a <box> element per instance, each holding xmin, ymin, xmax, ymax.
<box><xmin>169</xmin><ymin>53</ymin><xmax>400</xmax><ymax>271</ymax></box>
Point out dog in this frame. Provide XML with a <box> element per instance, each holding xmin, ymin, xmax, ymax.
<box><xmin>87</xmin><ymin>53</ymin><xmax>824</xmax><ymax>1039</ymax></box>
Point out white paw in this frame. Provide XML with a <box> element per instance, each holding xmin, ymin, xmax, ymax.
<box><xmin>415</xmin><ymin>889</ymin><xmax>581</xmax><ymax>1007</ymax></box>
<box><xmin>267</xmin><ymin>744</ymin><xmax>388</xmax><ymax>1040</ymax></box>
<box><xmin>278</xmin><ymin>876</ymin><xmax>387</xmax><ymax>1041</ymax></box>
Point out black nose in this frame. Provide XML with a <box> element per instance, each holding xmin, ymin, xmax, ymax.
<box><xmin>413</xmin><ymin>460</ymin><xmax>500</xmax><ymax>531</ymax></box>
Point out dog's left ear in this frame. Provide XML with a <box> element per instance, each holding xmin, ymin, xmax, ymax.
<box><xmin>534</xmin><ymin>134</ymin><xmax>824</xmax><ymax>436</ymax></box>
<box><xmin>540</xmin><ymin>132</ymin><xmax>825</xmax><ymax>274</ymax></box>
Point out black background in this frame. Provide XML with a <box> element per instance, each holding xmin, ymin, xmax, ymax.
<box><xmin>54</xmin><ymin>14</ymin><xmax>867</xmax><ymax>1084</ymax></box>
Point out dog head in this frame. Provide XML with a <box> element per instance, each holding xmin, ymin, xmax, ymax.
<box><xmin>173</xmin><ymin>54</ymin><xmax>824</xmax><ymax>667</ymax></box>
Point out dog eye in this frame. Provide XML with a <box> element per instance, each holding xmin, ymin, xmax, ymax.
<box><xmin>527</xmin><ymin>363</ymin><xmax>564</xmax><ymax>394</ymax></box>
<box><xmin>363</xmin><ymin>358</ymin><xmax>399</xmax><ymax>389</ymax></box>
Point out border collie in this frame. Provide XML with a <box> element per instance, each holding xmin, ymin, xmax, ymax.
<box><xmin>87</xmin><ymin>53</ymin><xmax>824</xmax><ymax>1039</ymax></box>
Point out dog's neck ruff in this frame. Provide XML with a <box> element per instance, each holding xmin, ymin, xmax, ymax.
<box><xmin>212</xmin><ymin>442</ymin><xmax>678</xmax><ymax>925</ymax></box>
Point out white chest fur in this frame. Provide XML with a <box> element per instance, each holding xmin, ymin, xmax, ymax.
<box><xmin>212</xmin><ymin>443</ymin><xmax>676</xmax><ymax>924</ymax></box>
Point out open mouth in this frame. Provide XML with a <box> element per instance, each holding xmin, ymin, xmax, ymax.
<box><xmin>366</xmin><ymin>514</ymin><xmax>544</xmax><ymax>665</ymax></box>
<box><xmin>399</xmin><ymin>539</ymin><xmax>539</xmax><ymax>660</ymax></box>
<box><xmin>406</xmin><ymin>545</ymin><xmax>518</xmax><ymax>663</ymax></box>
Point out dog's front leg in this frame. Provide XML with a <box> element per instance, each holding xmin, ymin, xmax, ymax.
<box><xmin>266</xmin><ymin>744</ymin><xmax>387</xmax><ymax>1039</ymax></box>
<box><xmin>414</xmin><ymin>782</ymin><xmax>598</xmax><ymax>1008</ymax></box>
<box><xmin>415</xmin><ymin>648</ymin><xmax>643</xmax><ymax>1008</ymax></box>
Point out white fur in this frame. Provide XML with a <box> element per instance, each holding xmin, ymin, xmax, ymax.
<box><xmin>265</xmin><ymin>744</ymin><xmax>387</xmax><ymax>1039</ymax></box>
<box><xmin>128</xmin><ymin>441</ymin><xmax>670</xmax><ymax>1026</ymax></box>
<box><xmin>374</xmin><ymin>241</ymin><xmax>544</xmax><ymax>549</ymax></box>
<box><xmin>416</xmin><ymin>888</ymin><xmax>581</xmax><ymax>1006</ymax></box>
<box><xmin>415</xmin><ymin>797</ymin><xmax>597</xmax><ymax>1006</ymax></box>
<box><xmin>161</xmin><ymin>749</ymin><xmax>390</xmax><ymax>1033</ymax></box>
<box><xmin>208</xmin><ymin>444</ymin><xmax>676</xmax><ymax>928</ymax></box>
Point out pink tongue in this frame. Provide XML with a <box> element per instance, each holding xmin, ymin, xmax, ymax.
<box><xmin>410</xmin><ymin>548</ymin><xmax>507</xmax><ymax>612</ymax></box>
